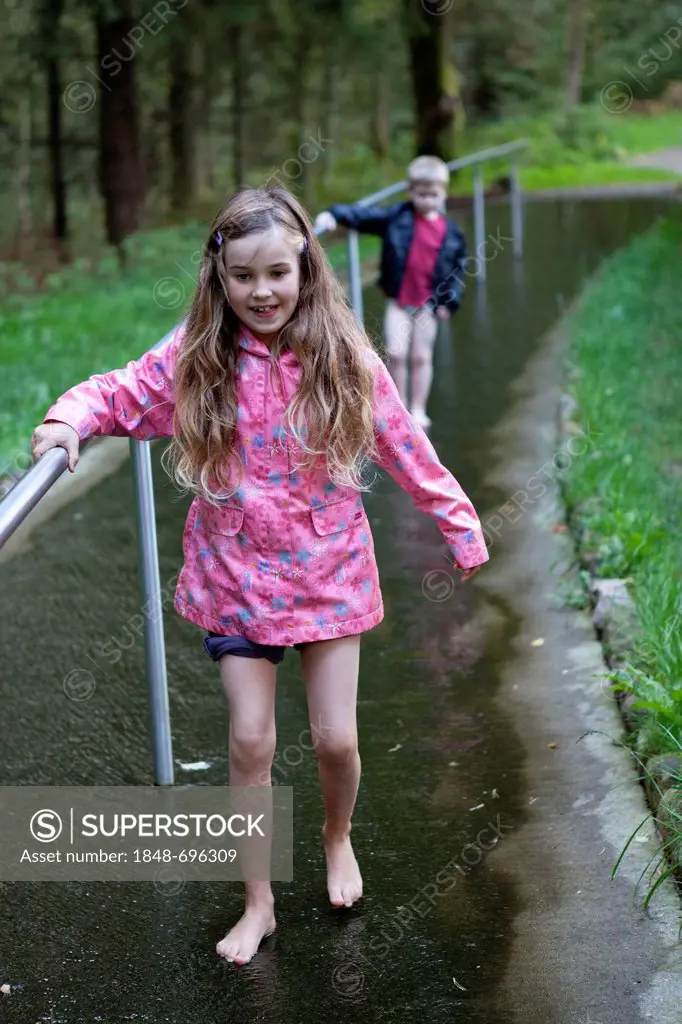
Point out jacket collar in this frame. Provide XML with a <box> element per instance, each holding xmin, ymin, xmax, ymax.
<box><xmin>238</xmin><ymin>324</ymin><xmax>299</xmax><ymax>366</ymax></box>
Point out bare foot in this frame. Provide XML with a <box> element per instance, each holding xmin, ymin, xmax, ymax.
<box><xmin>216</xmin><ymin>904</ymin><xmax>276</xmax><ymax>965</ymax></box>
<box><xmin>411</xmin><ymin>408</ymin><xmax>431</xmax><ymax>429</ymax></box>
<box><xmin>323</xmin><ymin>826</ymin><xmax>363</xmax><ymax>908</ymax></box>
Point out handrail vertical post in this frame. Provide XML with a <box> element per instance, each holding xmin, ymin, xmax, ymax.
<box><xmin>130</xmin><ymin>439</ymin><xmax>174</xmax><ymax>786</ymax></box>
<box><xmin>473</xmin><ymin>166</ymin><xmax>486</xmax><ymax>282</ymax></box>
<box><xmin>510</xmin><ymin>157</ymin><xmax>523</xmax><ymax>258</ymax></box>
<box><xmin>347</xmin><ymin>229</ymin><xmax>364</xmax><ymax>325</ymax></box>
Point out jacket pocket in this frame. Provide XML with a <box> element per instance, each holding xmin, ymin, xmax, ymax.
<box><xmin>310</xmin><ymin>495</ymin><xmax>366</xmax><ymax>537</ymax></box>
<box><xmin>203</xmin><ymin>502</ymin><xmax>245</xmax><ymax>537</ymax></box>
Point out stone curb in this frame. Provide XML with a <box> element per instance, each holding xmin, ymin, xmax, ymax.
<box><xmin>558</xmin><ymin>390</ymin><xmax>682</xmax><ymax>879</ymax></box>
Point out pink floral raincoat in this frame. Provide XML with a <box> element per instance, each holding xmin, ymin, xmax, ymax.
<box><xmin>43</xmin><ymin>325</ymin><xmax>489</xmax><ymax>644</ymax></box>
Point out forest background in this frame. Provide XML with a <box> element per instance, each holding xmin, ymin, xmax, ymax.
<box><xmin>4</xmin><ymin>0</ymin><xmax>682</xmax><ymax>270</ymax></box>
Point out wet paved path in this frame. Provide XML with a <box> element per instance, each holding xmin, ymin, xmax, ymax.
<box><xmin>0</xmin><ymin>197</ymin><xmax>679</xmax><ymax>1022</ymax></box>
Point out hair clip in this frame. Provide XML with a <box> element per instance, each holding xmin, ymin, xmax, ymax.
<box><xmin>300</xmin><ymin>236</ymin><xmax>309</xmax><ymax>254</ymax></box>
<box><xmin>215</xmin><ymin>230</ymin><xmax>223</xmax><ymax>248</ymax></box>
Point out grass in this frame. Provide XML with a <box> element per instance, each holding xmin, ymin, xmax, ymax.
<box><xmin>463</xmin><ymin>107</ymin><xmax>682</xmax><ymax>153</ymax></box>
<box><xmin>612</xmin><ymin>725</ymin><xmax>682</xmax><ymax>914</ymax></box>
<box><xmin>561</xmin><ymin>216</ymin><xmax>682</xmax><ymax>755</ymax></box>
<box><xmin>606</xmin><ymin>110</ymin><xmax>682</xmax><ymax>152</ymax></box>
<box><xmin>454</xmin><ymin>106</ymin><xmax>682</xmax><ymax>192</ymax></box>
<box><xmin>0</xmin><ymin>224</ymin><xmax>378</xmax><ymax>474</ymax></box>
<box><xmin>520</xmin><ymin>163</ymin><xmax>675</xmax><ymax>190</ymax></box>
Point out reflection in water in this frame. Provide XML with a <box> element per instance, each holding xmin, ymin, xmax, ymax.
<box><xmin>511</xmin><ymin>249</ymin><xmax>526</xmax><ymax>293</ymax></box>
<box><xmin>474</xmin><ymin>275</ymin><xmax>490</xmax><ymax>330</ymax></box>
<box><xmin>237</xmin><ymin>933</ymin><xmax>281</xmax><ymax>1014</ymax></box>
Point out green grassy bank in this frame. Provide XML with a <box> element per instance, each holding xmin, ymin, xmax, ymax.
<box><xmin>562</xmin><ymin>217</ymin><xmax>682</xmax><ymax>754</ymax></box>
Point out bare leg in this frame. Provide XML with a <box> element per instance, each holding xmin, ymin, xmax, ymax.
<box><xmin>300</xmin><ymin>635</ymin><xmax>363</xmax><ymax>908</ymax></box>
<box><xmin>410</xmin><ymin>307</ymin><xmax>439</xmax><ymax>428</ymax></box>
<box><xmin>384</xmin><ymin>299</ymin><xmax>412</xmax><ymax>407</ymax></box>
<box><xmin>215</xmin><ymin>654</ymin><xmax>278</xmax><ymax>964</ymax></box>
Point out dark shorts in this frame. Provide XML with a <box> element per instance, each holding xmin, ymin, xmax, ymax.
<box><xmin>202</xmin><ymin>632</ymin><xmax>308</xmax><ymax>666</ymax></box>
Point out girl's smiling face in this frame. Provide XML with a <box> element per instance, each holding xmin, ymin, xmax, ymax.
<box><xmin>225</xmin><ymin>225</ymin><xmax>302</xmax><ymax>343</ymax></box>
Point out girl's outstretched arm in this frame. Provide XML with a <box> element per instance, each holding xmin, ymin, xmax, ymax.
<box><xmin>41</xmin><ymin>325</ymin><xmax>184</xmax><ymax>443</ymax></box>
<box><xmin>371</xmin><ymin>356</ymin><xmax>489</xmax><ymax>574</ymax></box>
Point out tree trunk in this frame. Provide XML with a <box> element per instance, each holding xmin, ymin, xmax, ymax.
<box><xmin>403</xmin><ymin>0</ymin><xmax>456</xmax><ymax>160</ymax></box>
<box><xmin>196</xmin><ymin>36</ymin><xmax>215</xmax><ymax>195</ymax></box>
<box><xmin>47</xmin><ymin>52</ymin><xmax>67</xmax><ymax>245</ymax></box>
<box><xmin>169</xmin><ymin>32</ymin><xmax>199</xmax><ymax>214</ymax></box>
<box><xmin>41</xmin><ymin>0</ymin><xmax>68</xmax><ymax>248</ymax></box>
<box><xmin>320</xmin><ymin>51</ymin><xmax>337</xmax><ymax>183</ymax></box>
<box><xmin>564</xmin><ymin>0</ymin><xmax>588</xmax><ymax>107</ymax></box>
<box><xmin>469</xmin><ymin>47</ymin><xmax>498</xmax><ymax>118</ymax></box>
<box><xmin>289</xmin><ymin>29</ymin><xmax>312</xmax><ymax>205</ymax></box>
<box><xmin>231</xmin><ymin>21</ymin><xmax>245</xmax><ymax>187</ymax></box>
<box><xmin>16</xmin><ymin>94</ymin><xmax>33</xmax><ymax>258</ymax></box>
<box><xmin>370</xmin><ymin>66</ymin><xmax>390</xmax><ymax>159</ymax></box>
<box><xmin>96</xmin><ymin>0</ymin><xmax>145</xmax><ymax>254</ymax></box>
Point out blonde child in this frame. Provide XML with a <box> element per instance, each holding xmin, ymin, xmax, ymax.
<box><xmin>31</xmin><ymin>185</ymin><xmax>488</xmax><ymax>966</ymax></box>
<box><xmin>315</xmin><ymin>155</ymin><xmax>466</xmax><ymax>429</ymax></box>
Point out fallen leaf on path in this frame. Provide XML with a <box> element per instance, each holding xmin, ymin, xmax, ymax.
<box><xmin>0</xmin><ymin>984</ymin><xmax>10</xmax><ymax>996</ymax></box>
<box><xmin>469</xmin><ymin>803</ymin><xmax>485</xmax><ymax>811</ymax></box>
<box><xmin>178</xmin><ymin>760</ymin><xmax>212</xmax><ymax>771</ymax></box>
<box><xmin>531</xmin><ymin>638</ymin><xmax>545</xmax><ymax>647</ymax></box>
<box><xmin>547</xmin><ymin>742</ymin><xmax>557</xmax><ymax>749</ymax></box>
<box><xmin>388</xmin><ymin>743</ymin><xmax>402</xmax><ymax>753</ymax></box>
<box><xmin>551</xmin><ymin>523</ymin><xmax>568</xmax><ymax>533</ymax></box>
<box><xmin>491</xmin><ymin>788</ymin><xmax>499</xmax><ymax>799</ymax></box>
<box><xmin>452</xmin><ymin>977</ymin><xmax>467</xmax><ymax>992</ymax></box>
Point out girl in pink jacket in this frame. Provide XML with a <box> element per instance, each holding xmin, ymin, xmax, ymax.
<box><xmin>32</xmin><ymin>185</ymin><xmax>489</xmax><ymax>966</ymax></box>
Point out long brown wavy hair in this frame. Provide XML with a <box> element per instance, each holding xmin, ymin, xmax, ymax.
<box><xmin>162</xmin><ymin>185</ymin><xmax>380</xmax><ymax>506</ymax></box>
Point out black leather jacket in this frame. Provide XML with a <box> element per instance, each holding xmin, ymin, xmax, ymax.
<box><xmin>328</xmin><ymin>200</ymin><xmax>467</xmax><ymax>313</ymax></box>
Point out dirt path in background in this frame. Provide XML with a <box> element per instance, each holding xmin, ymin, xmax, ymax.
<box><xmin>630</xmin><ymin>147</ymin><xmax>682</xmax><ymax>175</ymax></box>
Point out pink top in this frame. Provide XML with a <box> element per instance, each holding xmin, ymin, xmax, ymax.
<box><xmin>43</xmin><ymin>325</ymin><xmax>489</xmax><ymax>645</ymax></box>
<box><xmin>397</xmin><ymin>214</ymin><xmax>447</xmax><ymax>308</ymax></box>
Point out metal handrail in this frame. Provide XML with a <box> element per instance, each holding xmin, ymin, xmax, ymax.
<box><xmin>0</xmin><ymin>138</ymin><xmax>529</xmax><ymax>786</ymax></box>
<box><xmin>0</xmin><ymin>341</ymin><xmax>175</xmax><ymax>786</ymax></box>
<box><xmin>0</xmin><ymin>441</ymin><xmax>88</xmax><ymax>547</ymax></box>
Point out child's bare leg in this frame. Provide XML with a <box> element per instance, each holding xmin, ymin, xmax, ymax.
<box><xmin>215</xmin><ymin>654</ymin><xmax>277</xmax><ymax>964</ymax></box>
<box><xmin>384</xmin><ymin>299</ymin><xmax>412</xmax><ymax>406</ymax></box>
<box><xmin>410</xmin><ymin>308</ymin><xmax>438</xmax><ymax>427</ymax></box>
<box><xmin>300</xmin><ymin>635</ymin><xmax>362</xmax><ymax>908</ymax></box>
